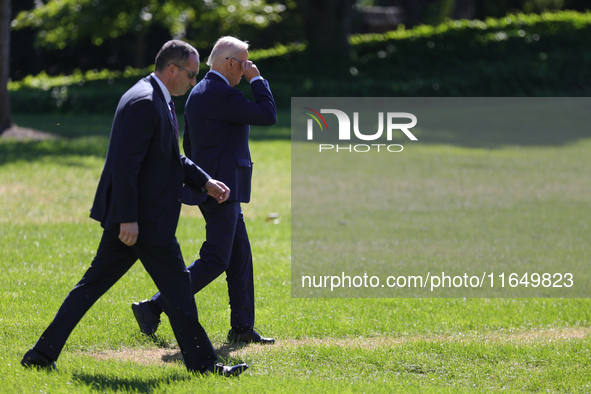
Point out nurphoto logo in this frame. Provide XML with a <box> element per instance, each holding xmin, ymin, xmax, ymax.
<box><xmin>302</xmin><ymin>107</ymin><xmax>418</xmax><ymax>153</ymax></box>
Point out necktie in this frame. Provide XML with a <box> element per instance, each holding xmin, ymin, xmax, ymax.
<box><xmin>169</xmin><ymin>100</ymin><xmax>179</xmax><ymax>143</ymax></box>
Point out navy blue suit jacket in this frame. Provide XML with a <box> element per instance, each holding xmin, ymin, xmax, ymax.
<box><xmin>182</xmin><ymin>72</ymin><xmax>276</xmax><ymax>205</ymax></box>
<box><xmin>90</xmin><ymin>75</ymin><xmax>211</xmax><ymax>246</ymax></box>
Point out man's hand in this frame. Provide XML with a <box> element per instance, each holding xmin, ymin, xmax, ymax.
<box><xmin>242</xmin><ymin>61</ymin><xmax>261</xmax><ymax>82</ymax></box>
<box><xmin>119</xmin><ymin>222</ymin><xmax>139</xmax><ymax>246</ymax></box>
<box><xmin>205</xmin><ymin>179</ymin><xmax>230</xmax><ymax>203</ymax></box>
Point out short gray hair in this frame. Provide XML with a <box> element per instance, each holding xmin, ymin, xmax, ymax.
<box><xmin>155</xmin><ymin>40</ymin><xmax>199</xmax><ymax>72</ymax></box>
<box><xmin>206</xmin><ymin>36</ymin><xmax>249</xmax><ymax>68</ymax></box>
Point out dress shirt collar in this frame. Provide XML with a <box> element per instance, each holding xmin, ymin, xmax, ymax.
<box><xmin>151</xmin><ymin>73</ymin><xmax>172</xmax><ymax>105</ymax></box>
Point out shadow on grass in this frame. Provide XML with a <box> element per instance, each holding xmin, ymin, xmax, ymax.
<box><xmin>2</xmin><ymin>111</ymin><xmax>290</xmax><ymax>166</ymax></box>
<box><xmin>11</xmin><ymin>114</ymin><xmax>114</xmax><ymax>139</ymax></box>
<box><xmin>12</xmin><ymin>111</ymin><xmax>292</xmax><ymax>141</ymax></box>
<box><xmin>143</xmin><ymin>334</ymin><xmax>249</xmax><ymax>365</ymax></box>
<box><xmin>145</xmin><ymin>334</ymin><xmax>174</xmax><ymax>349</ymax></box>
<box><xmin>0</xmin><ymin>137</ymin><xmax>109</xmax><ymax>166</ymax></box>
<box><xmin>10</xmin><ymin>98</ymin><xmax>590</xmax><ymax>168</ymax></box>
<box><xmin>159</xmin><ymin>342</ymin><xmax>251</xmax><ymax>365</ymax></box>
<box><xmin>69</xmin><ymin>342</ymin><xmax>249</xmax><ymax>392</ymax></box>
<box><xmin>12</xmin><ymin>97</ymin><xmax>591</xmax><ymax>149</ymax></box>
<box><xmin>71</xmin><ymin>371</ymin><xmax>190</xmax><ymax>394</ymax></box>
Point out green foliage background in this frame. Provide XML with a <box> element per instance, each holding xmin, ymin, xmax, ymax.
<box><xmin>9</xmin><ymin>11</ymin><xmax>591</xmax><ymax>115</ymax></box>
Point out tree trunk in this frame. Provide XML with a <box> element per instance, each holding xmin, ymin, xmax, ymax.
<box><xmin>0</xmin><ymin>0</ymin><xmax>12</xmax><ymax>135</ymax></box>
<box><xmin>295</xmin><ymin>0</ymin><xmax>356</xmax><ymax>60</ymax></box>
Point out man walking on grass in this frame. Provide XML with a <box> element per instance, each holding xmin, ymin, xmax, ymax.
<box><xmin>132</xmin><ymin>36</ymin><xmax>277</xmax><ymax>345</ymax></box>
<box><xmin>21</xmin><ymin>40</ymin><xmax>247</xmax><ymax>377</ymax></box>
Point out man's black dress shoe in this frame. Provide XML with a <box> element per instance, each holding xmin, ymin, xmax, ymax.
<box><xmin>205</xmin><ymin>363</ymin><xmax>249</xmax><ymax>377</ymax></box>
<box><xmin>227</xmin><ymin>328</ymin><xmax>275</xmax><ymax>344</ymax></box>
<box><xmin>21</xmin><ymin>348</ymin><xmax>57</xmax><ymax>371</ymax></box>
<box><xmin>132</xmin><ymin>300</ymin><xmax>161</xmax><ymax>335</ymax></box>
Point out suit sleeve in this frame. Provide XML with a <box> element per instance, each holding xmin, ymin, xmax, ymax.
<box><xmin>223</xmin><ymin>79</ymin><xmax>277</xmax><ymax>126</ymax></box>
<box><xmin>181</xmin><ymin>155</ymin><xmax>211</xmax><ymax>195</ymax></box>
<box><xmin>109</xmin><ymin>98</ymin><xmax>156</xmax><ymax>224</ymax></box>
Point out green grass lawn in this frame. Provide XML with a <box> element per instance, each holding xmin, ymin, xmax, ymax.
<box><xmin>1</xmin><ymin>114</ymin><xmax>590</xmax><ymax>393</ymax></box>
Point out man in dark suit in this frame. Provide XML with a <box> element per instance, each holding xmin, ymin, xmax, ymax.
<box><xmin>20</xmin><ymin>40</ymin><xmax>247</xmax><ymax>377</ymax></box>
<box><xmin>132</xmin><ymin>36</ymin><xmax>276</xmax><ymax>344</ymax></box>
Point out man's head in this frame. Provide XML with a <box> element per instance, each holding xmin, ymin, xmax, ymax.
<box><xmin>154</xmin><ymin>40</ymin><xmax>200</xmax><ymax>96</ymax></box>
<box><xmin>207</xmin><ymin>36</ymin><xmax>250</xmax><ymax>87</ymax></box>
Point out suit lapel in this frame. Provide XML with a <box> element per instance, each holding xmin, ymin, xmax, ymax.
<box><xmin>147</xmin><ymin>75</ymin><xmax>181</xmax><ymax>156</ymax></box>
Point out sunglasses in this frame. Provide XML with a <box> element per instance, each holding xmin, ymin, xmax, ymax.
<box><xmin>171</xmin><ymin>63</ymin><xmax>198</xmax><ymax>79</ymax></box>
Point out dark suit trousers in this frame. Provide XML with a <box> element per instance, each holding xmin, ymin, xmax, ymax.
<box><xmin>34</xmin><ymin>228</ymin><xmax>217</xmax><ymax>372</ymax></box>
<box><xmin>152</xmin><ymin>199</ymin><xmax>255</xmax><ymax>328</ymax></box>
